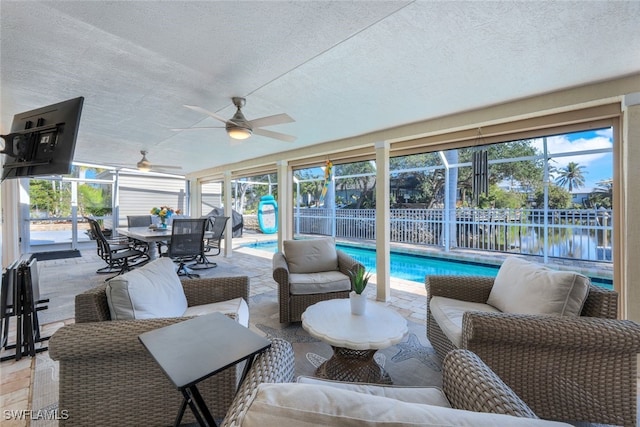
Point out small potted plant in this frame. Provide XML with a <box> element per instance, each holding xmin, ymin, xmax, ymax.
<box><xmin>348</xmin><ymin>266</ymin><xmax>371</xmax><ymax>315</ymax></box>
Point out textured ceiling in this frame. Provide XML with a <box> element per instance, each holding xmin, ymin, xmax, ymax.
<box><xmin>1</xmin><ymin>1</ymin><xmax>639</xmax><ymax>175</ymax></box>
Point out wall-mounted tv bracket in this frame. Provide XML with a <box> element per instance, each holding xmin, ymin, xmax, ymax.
<box><xmin>0</xmin><ymin>122</ymin><xmax>61</xmax><ymax>170</ymax></box>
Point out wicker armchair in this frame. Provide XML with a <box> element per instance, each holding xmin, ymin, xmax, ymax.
<box><xmin>273</xmin><ymin>246</ymin><xmax>362</xmax><ymax>323</ymax></box>
<box><xmin>426</xmin><ymin>275</ymin><xmax>640</xmax><ymax>427</ymax></box>
<box><xmin>222</xmin><ymin>345</ymin><xmax>554</xmax><ymax>426</ymax></box>
<box><xmin>221</xmin><ymin>338</ymin><xmax>296</xmax><ymax>427</ymax></box>
<box><xmin>49</xmin><ymin>276</ymin><xmax>250</xmax><ymax>426</ymax></box>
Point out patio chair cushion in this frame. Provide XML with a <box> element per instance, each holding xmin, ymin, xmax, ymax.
<box><xmin>283</xmin><ymin>237</ymin><xmax>338</xmax><ymax>274</ymax></box>
<box><xmin>183</xmin><ymin>297</ymin><xmax>250</xmax><ymax>327</ymax></box>
<box><xmin>486</xmin><ymin>256</ymin><xmax>590</xmax><ymax>317</ymax></box>
<box><xmin>106</xmin><ymin>258</ymin><xmax>188</xmax><ymax>320</ymax></box>
<box><xmin>288</xmin><ymin>271</ymin><xmax>352</xmax><ymax>295</ymax></box>
<box><xmin>296</xmin><ymin>376</ymin><xmax>451</xmax><ymax>406</ymax></box>
<box><xmin>239</xmin><ymin>383</ymin><xmax>571</xmax><ymax>426</ymax></box>
<box><xmin>429</xmin><ymin>297</ymin><xmax>501</xmax><ymax>347</ymax></box>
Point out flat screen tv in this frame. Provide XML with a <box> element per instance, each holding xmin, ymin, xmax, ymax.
<box><xmin>1</xmin><ymin>97</ymin><xmax>84</xmax><ymax>181</ymax></box>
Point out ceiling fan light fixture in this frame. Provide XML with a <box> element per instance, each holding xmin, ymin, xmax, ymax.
<box><xmin>137</xmin><ymin>150</ymin><xmax>152</xmax><ymax>172</ymax></box>
<box><xmin>226</xmin><ymin>126</ymin><xmax>252</xmax><ymax>140</ymax></box>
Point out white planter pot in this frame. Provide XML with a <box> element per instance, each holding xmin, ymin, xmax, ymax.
<box><xmin>350</xmin><ymin>291</ymin><xmax>367</xmax><ymax>315</ymax></box>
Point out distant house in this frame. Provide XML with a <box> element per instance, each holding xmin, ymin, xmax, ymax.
<box><xmin>571</xmin><ymin>191</ymin><xmax>591</xmax><ymax>207</ymax></box>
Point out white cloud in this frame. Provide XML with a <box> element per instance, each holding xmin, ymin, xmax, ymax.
<box><xmin>528</xmin><ymin>133</ymin><xmax>613</xmax><ymax>193</ymax></box>
<box><xmin>595</xmin><ymin>128</ymin><xmax>613</xmax><ymax>139</ymax></box>
<box><xmin>531</xmin><ymin>135</ymin><xmax>612</xmax><ymax>169</ymax></box>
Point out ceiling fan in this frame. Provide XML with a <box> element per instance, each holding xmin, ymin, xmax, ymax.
<box><xmin>116</xmin><ymin>150</ymin><xmax>182</xmax><ymax>173</ymax></box>
<box><xmin>172</xmin><ymin>97</ymin><xmax>296</xmax><ymax>143</ymax></box>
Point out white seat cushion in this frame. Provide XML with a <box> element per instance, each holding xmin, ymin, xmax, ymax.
<box><xmin>183</xmin><ymin>297</ymin><xmax>249</xmax><ymax>327</ymax></box>
<box><xmin>106</xmin><ymin>258</ymin><xmax>187</xmax><ymax>320</ymax></box>
<box><xmin>487</xmin><ymin>256</ymin><xmax>590</xmax><ymax>316</ymax></box>
<box><xmin>283</xmin><ymin>237</ymin><xmax>338</xmax><ymax>274</ymax></box>
<box><xmin>239</xmin><ymin>383</ymin><xmax>572</xmax><ymax>426</ymax></box>
<box><xmin>296</xmin><ymin>376</ymin><xmax>451</xmax><ymax>407</ymax></box>
<box><xmin>289</xmin><ymin>271</ymin><xmax>351</xmax><ymax>295</ymax></box>
<box><xmin>429</xmin><ymin>297</ymin><xmax>501</xmax><ymax>347</ymax></box>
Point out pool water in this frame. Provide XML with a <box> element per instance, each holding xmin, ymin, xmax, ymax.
<box><xmin>245</xmin><ymin>241</ymin><xmax>612</xmax><ymax>289</ymax></box>
<box><xmin>343</xmin><ymin>245</ymin><xmax>499</xmax><ymax>281</ymax></box>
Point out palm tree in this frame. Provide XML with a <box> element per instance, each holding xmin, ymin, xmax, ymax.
<box><xmin>555</xmin><ymin>162</ymin><xmax>586</xmax><ymax>192</ymax></box>
<box><xmin>589</xmin><ymin>178</ymin><xmax>613</xmax><ymax>208</ymax></box>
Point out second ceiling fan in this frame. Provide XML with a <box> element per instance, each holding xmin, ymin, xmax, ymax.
<box><xmin>133</xmin><ymin>150</ymin><xmax>182</xmax><ymax>173</ymax></box>
<box><xmin>173</xmin><ymin>97</ymin><xmax>296</xmax><ymax>143</ymax></box>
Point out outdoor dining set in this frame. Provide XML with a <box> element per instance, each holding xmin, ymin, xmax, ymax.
<box><xmin>86</xmin><ymin>215</ymin><xmax>229</xmax><ymax>279</ymax></box>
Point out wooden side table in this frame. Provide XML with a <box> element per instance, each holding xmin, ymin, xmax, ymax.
<box><xmin>139</xmin><ymin>312</ymin><xmax>271</xmax><ymax>427</ymax></box>
<box><xmin>301</xmin><ymin>299</ymin><xmax>408</xmax><ymax>384</ymax></box>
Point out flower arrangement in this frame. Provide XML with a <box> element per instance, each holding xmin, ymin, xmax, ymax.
<box><xmin>150</xmin><ymin>206</ymin><xmax>181</xmax><ymax>226</ymax></box>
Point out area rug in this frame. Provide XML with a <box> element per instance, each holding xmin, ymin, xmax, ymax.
<box><xmin>248</xmin><ymin>290</ymin><xmax>442</xmax><ymax>387</ymax></box>
<box><xmin>30</xmin><ymin>291</ymin><xmax>442</xmax><ymax>426</ymax></box>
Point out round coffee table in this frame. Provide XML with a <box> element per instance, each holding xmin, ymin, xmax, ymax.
<box><xmin>301</xmin><ymin>299</ymin><xmax>408</xmax><ymax>384</ymax></box>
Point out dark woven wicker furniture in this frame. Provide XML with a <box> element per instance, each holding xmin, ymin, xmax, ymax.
<box><xmin>426</xmin><ymin>274</ymin><xmax>640</xmax><ymax>427</ymax></box>
<box><xmin>49</xmin><ymin>276</ymin><xmax>250</xmax><ymax>426</ymax></box>
<box><xmin>273</xmin><ymin>249</ymin><xmax>362</xmax><ymax>323</ymax></box>
<box><xmin>221</xmin><ymin>346</ymin><xmax>544</xmax><ymax>426</ymax></box>
<box><xmin>221</xmin><ymin>338</ymin><xmax>296</xmax><ymax>427</ymax></box>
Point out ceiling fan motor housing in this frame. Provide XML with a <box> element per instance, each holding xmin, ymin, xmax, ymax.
<box><xmin>226</xmin><ymin>104</ymin><xmax>253</xmax><ymax>138</ymax></box>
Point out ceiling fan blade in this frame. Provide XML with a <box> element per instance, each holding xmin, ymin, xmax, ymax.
<box><xmin>170</xmin><ymin>126</ymin><xmax>224</xmax><ymax>131</ymax></box>
<box><xmin>150</xmin><ymin>164</ymin><xmax>182</xmax><ymax>170</ymax></box>
<box><xmin>253</xmin><ymin>128</ymin><xmax>297</xmax><ymax>143</ymax></box>
<box><xmin>183</xmin><ymin>105</ymin><xmax>228</xmax><ymax>123</ymax></box>
<box><xmin>248</xmin><ymin>113</ymin><xmax>295</xmax><ymax>129</ymax></box>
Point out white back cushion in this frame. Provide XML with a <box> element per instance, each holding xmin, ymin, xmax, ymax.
<box><xmin>240</xmin><ymin>383</ymin><xmax>572</xmax><ymax>426</ymax></box>
<box><xmin>283</xmin><ymin>237</ymin><xmax>338</xmax><ymax>274</ymax></box>
<box><xmin>296</xmin><ymin>376</ymin><xmax>452</xmax><ymax>407</ymax></box>
<box><xmin>106</xmin><ymin>258</ymin><xmax>188</xmax><ymax>320</ymax></box>
<box><xmin>487</xmin><ymin>256</ymin><xmax>590</xmax><ymax>316</ymax></box>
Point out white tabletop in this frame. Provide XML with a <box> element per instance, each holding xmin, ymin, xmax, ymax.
<box><xmin>117</xmin><ymin>226</ymin><xmax>172</xmax><ymax>242</ymax></box>
<box><xmin>301</xmin><ymin>299</ymin><xmax>408</xmax><ymax>351</ymax></box>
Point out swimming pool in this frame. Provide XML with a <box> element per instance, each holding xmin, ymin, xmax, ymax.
<box><xmin>244</xmin><ymin>240</ymin><xmax>613</xmax><ymax>289</ymax></box>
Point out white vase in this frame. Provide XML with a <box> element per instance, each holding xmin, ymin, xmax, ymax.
<box><xmin>350</xmin><ymin>291</ymin><xmax>367</xmax><ymax>315</ymax></box>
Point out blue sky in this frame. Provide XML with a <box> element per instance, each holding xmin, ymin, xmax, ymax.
<box><xmin>532</xmin><ymin>128</ymin><xmax>613</xmax><ymax>192</ymax></box>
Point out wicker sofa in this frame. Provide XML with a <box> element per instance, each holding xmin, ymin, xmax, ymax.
<box><xmin>273</xmin><ymin>238</ymin><xmax>363</xmax><ymax>323</ymax></box>
<box><xmin>222</xmin><ymin>339</ymin><xmax>571</xmax><ymax>426</ymax></box>
<box><xmin>426</xmin><ymin>273</ymin><xmax>640</xmax><ymax>427</ymax></box>
<box><xmin>49</xmin><ymin>275</ymin><xmax>250</xmax><ymax>426</ymax></box>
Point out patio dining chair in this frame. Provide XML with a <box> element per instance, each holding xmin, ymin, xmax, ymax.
<box><xmin>201</xmin><ymin>215</ymin><xmax>229</xmax><ymax>262</ymax></box>
<box><xmin>163</xmin><ymin>218</ymin><xmax>209</xmax><ymax>278</ymax></box>
<box><xmin>127</xmin><ymin>215</ymin><xmax>153</xmax><ymax>227</ymax></box>
<box><xmin>190</xmin><ymin>216</ymin><xmax>228</xmax><ymax>270</ymax></box>
<box><xmin>86</xmin><ymin>217</ymin><xmax>149</xmax><ymax>277</ymax></box>
<box><xmin>126</xmin><ymin>215</ymin><xmax>154</xmax><ymax>253</ymax></box>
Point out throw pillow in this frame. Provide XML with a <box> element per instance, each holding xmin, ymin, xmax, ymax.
<box><xmin>487</xmin><ymin>256</ymin><xmax>590</xmax><ymax>316</ymax></box>
<box><xmin>106</xmin><ymin>258</ymin><xmax>188</xmax><ymax>320</ymax></box>
<box><xmin>283</xmin><ymin>237</ymin><xmax>338</xmax><ymax>274</ymax></box>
